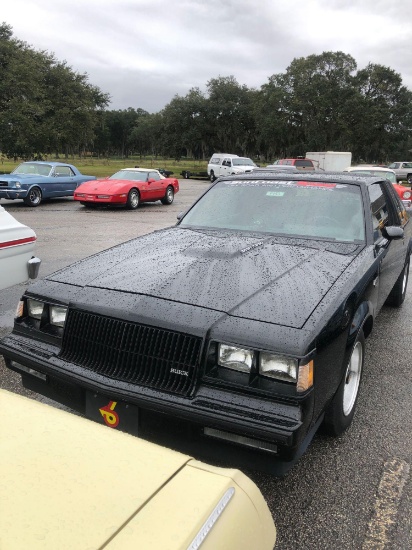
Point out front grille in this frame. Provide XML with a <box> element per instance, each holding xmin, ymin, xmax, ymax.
<box><xmin>60</xmin><ymin>309</ymin><xmax>202</xmax><ymax>396</ymax></box>
<box><xmin>0</xmin><ymin>181</ymin><xmax>10</xmax><ymax>186</ymax></box>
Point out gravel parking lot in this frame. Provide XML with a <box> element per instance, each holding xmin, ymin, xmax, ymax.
<box><xmin>1</xmin><ymin>179</ymin><xmax>411</xmax><ymax>549</ymax></box>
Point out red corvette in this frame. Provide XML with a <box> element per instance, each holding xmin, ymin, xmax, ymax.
<box><xmin>74</xmin><ymin>168</ymin><xmax>179</xmax><ymax>209</ymax></box>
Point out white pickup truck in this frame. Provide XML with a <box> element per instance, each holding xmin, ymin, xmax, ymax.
<box><xmin>388</xmin><ymin>162</ymin><xmax>412</xmax><ymax>184</ymax></box>
<box><xmin>207</xmin><ymin>154</ymin><xmax>256</xmax><ymax>182</ymax></box>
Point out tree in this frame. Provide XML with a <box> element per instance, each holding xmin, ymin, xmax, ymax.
<box><xmin>205</xmin><ymin>76</ymin><xmax>256</xmax><ymax>155</ymax></box>
<box><xmin>0</xmin><ymin>23</ymin><xmax>109</xmax><ymax>159</ymax></box>
<box><xmin>349</xmin><ymin>64</ymin><xmax>412</xmax><ymax>162</ymax></box>
<box><xmin>161</xmin><ymin>88</ymin><xmax>210</xmax><ymax>159</ymax></box>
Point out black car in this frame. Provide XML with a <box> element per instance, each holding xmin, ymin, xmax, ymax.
<box><xmin>1</xmin><ymin>172</ymin><xmax>411</xmax><ymax>474</ymax></box>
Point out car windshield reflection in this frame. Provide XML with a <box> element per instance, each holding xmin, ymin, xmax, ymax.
<box><xmin>12</xmin><ymin>163</ymin><xmax>53</xmax><ymax>176</ymax></box>
<box><xmin>109</xmin><ymin>170</ymin><xmax>149</xmax><ymax>181</ymax></box>
<box><xmin>180</xmin><ymin>179</ymin><xmax>365</xmax><ymax>242</ymax></box>
<box><xmin>351</xmin><ymin>170</ymin><xmax>397</xmax><ymax>183</ymax></box>
<box><xmin>232</xmin><ymin>158</ymin><xmax>256</xmax><ymax>166</ymax></box>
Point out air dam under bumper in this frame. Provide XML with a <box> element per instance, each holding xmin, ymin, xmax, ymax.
<box><xmin>1</xmin><ymin>333</ymin><xmax>313</xmax><ymax>473</ymax></box>
<box><xmin>0</xmin><ymin>189</ymin><xmax>28</xmax><ymax>199</ymax></box>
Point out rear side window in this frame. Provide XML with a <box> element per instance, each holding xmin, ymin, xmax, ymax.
<box><xmin>295</xmin><ymin>160</ymin><xmax>313</xmax><ymax>168</ymax></box>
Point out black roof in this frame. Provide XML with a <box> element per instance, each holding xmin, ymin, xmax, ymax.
<box><xmin>222</xmin><ymin>170</ymin><xmax>387</xmax><ymax>188</ymax></box>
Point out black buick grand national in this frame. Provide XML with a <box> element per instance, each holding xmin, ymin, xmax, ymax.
<box><xmin>1</xmin><ymin>172</ymin><xmax>411</xmax><ymax>474</ymax></box>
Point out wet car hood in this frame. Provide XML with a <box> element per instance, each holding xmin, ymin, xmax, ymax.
<box><xmin>47</xmin><ymin>227</ymin><xmax>360</xmax><ymax>329</ymax></box>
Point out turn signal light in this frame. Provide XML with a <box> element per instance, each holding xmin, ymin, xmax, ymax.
<box><xmin>297</xmin><ymin>360</ymin><xmax>314</xmax><ymax>392</ymax></box>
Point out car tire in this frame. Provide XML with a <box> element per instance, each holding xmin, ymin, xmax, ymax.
<box><xmin>126</xmin><ymin>188</ymin><xmax>140</xmax><ymax>210</ymax></box>
<box><xmin>23</xmin><ymin>187</ymin><xmax>42</xmax><ymax>207</ymax></box>
<box><xmin>184</xmin><ymin>171</ymin><xmax>190</xmax><ymax>179</ymax></box>
<box><xmin>407</xmin><ymin>174</ymin><xmax>412</xmax><ymax>185</ymax></box>
<box><xmin>161</xmin><ymin>186</ymin><xmax>174</xmax><ymax>205</ymax></box>
<box><xmin>80</xmin><ymin>202</ymin><xmax>97</xmax><ymax>208</ymax></box>
<box><xmin>210</xmin><ymin>171</ymin><xmax>216</xmax><ymax>183</ymax></box>
<box><xmin>385</xmin><ymin>257</ymin><xmax>410</xmax><ymax>307</ymax></box>
<box><xmin>323</xmin><ymin>329</ymin><xmax>365</xmax><ymax>436</ymax></box>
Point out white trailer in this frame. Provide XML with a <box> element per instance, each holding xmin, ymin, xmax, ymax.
<box><xmin>306</xmin><ymin>151</ymin><xmax>352</xmax><ymax>172</ymax></box>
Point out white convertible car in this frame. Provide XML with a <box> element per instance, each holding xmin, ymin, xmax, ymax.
<box><xmin>0</xmin><ymin>205</ymin><xmax>41</xmax><ymax>290</ymax></box>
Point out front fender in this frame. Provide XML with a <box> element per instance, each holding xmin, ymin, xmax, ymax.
<box><xmin>350</xmin><ymin>301</ymin><xmax>373</xmax><ymax>338</ymax></box>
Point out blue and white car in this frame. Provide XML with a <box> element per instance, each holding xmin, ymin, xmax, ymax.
<box><xmin>0</xmin><ymin>161</ymin><xmax>96</xmax><ymax>206</ymax></box>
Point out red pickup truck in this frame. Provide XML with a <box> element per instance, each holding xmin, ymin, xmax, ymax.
<box><xmin>275</xmin><ymin>158</ymin><xmax>316</xmax><ymax>170</ymax></box>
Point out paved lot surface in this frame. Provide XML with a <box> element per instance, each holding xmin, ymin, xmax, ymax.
<box><xmin>1</xmin><ymin>180</ymin><xmax>411</xmax><ymax>549</ymax></box>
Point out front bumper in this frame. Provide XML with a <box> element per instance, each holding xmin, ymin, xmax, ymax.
<box><xmin>74</xmin><ymin>194</ymin><xmax>126</xmax><ymax>204</ymax></box>
<box><xmin>0</xmin><ymin>332</ymin><xmax>313</xmax><ymax>471</ymax></box>
<box><xmin>0</xmin><ymin>188</ymin><xmax>28</xmax><ymax>200</ymax></box>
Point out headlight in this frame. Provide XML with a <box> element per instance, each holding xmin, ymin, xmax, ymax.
<box><xmin>50</xmin><ymin>305</ymin><xmax>68</xmax><ymax>327</ymax></box>
<box><xmin>15</xmin><ymin>181</ymin><xmax>22</xmax><ymax>188</ymax></box>
<box><xmin>403</xmin><ymin>191</ymin><xmax>411</xmax><ymax>199</ymax></box>
<box><xmin>218</xmin><ymin>344</ymin><xmax>253</xmax><ymax>373</ymax></box>
<box><xmin>259</xmin><ymin>352</ymin><xmax>297</xmax><ymax>382</ymax></box>
<box><xmin>27</xmin><ymin>298</ymin><xmax>44</xmax><ymax>319</ymax></box>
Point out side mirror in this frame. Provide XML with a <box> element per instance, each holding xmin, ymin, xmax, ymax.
<box><xmin>177</xmin><ymin>212</ymin><xmax>184</xmax><ymax>221</ymax></box>
<box><xmin>147</xmin><ymin>178</ymin><xmax>155</xmax><ymax>184</ymax></box>
<box><xmin>383</xmin><ymin>226</ymin><xmax>404</xmax><ymax>240</ymax></box>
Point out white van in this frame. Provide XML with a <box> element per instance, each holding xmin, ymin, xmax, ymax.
<box><xmin>207</xmin><ymin>154</ymin><xmax>256</xmax><ymax>182</ymax></box>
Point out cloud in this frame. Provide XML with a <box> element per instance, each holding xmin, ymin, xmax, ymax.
<box><xmin>2</xmin><ymin>0</ymin><xmax>412</xmax><ymax>111</ymax></box>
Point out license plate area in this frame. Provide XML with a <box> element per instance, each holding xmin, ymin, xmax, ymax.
<box><xmin>85</xmin><ymin>392</ymin><xmax>139</xmax><ymax>435</ymax></box>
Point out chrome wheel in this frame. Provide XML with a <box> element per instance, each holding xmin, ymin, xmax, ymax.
<box><xmin>343</xmin><ymin>341</ymin><xmax>363</xmax><ymax>416</ymax></box>
<box><xmin>126</xmin><ymin>189</ymin><xmax>139</xmax><ymax>210</ymax></box>
<box><xmin>166</xmin><ymin>187</ymin><xmax>174</xmax><ymax>203</ymax></box>
<box><xmin>161</xmin><ymin>186</ymin><xmax>174</xmax><ymax>205</ymax></box>
<box><xmin>402</xmin><ymin>263</ymin><xmax>409</xmax><ymax>295</ymax></box>
<box><xmin>24</xmin><ymin>187</ymin><xmax>42</xmax><ymax>206</ymax></box>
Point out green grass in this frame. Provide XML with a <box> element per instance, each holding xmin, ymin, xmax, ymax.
<box><xmin>0</xmin><ymin>156</ymin><xmax>208</xmax><ymax>178</ymax></box>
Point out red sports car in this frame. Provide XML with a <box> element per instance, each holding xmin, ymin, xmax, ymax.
<box><xmin>74</xmin><ymin>168</ymin><xmax>179</xmax><ymax>209</ymax></box>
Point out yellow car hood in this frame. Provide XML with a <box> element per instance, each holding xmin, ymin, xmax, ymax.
<box><xmin>0</xmin><ymin>390</ymin><xmax>276</xmax><ymax>549</ymax></box>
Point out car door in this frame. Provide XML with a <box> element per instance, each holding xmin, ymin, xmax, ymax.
<box><xmin>220</xmin><ymin>158</ymin><xmax>232</xmax><ymax>177</ymax></box>
<box><xmin>147</xmin><ymin>171</ymin><xmax>164</xmax><ymax>199</ymax></box>
<box><xmin>369</xmin><ymin>182</ymin><xmax>407</xmax><ymax>312</ymax></box>
<box><xmin>51</xmin><ymin>165</ymin><xmax>77</xmax><ymax>197</ymax></box>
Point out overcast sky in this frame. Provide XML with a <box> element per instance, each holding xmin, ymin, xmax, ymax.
<box><xmin>3</xmin><ymin>0</ymin><xmax>412</xmax><ymax>113</ymax></box>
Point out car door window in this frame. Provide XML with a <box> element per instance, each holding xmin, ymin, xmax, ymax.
<box><xmin>54</xmin><ymin>166</ymin><xmax>73</xmax><ymax>177</ymax></box>
<box><xmin>149</xmin><ymin>172</ymin><xmax>161</xmax><ymax>181</ymax></box>
<box><xmin>368</xmin><ymin>184</ymin><xmax>390</xmax><ymax>242</ymax></box>
<box><xmin>385</xmin><ymin>183</ymin><xmax>408</xmax><ymax>227</ymax></box>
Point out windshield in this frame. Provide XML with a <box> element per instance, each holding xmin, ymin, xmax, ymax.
<box><xmin>12</xmin><ymin>163</ymin><xmax>52</xmax><ymax>176</ymax></box>
<box><xmin>232</xmin><ymin>158</ymin><xmax>256</xmax><ymax>166</ymax></box>
<box><xmin>109</xmin><ymin>170</ymin><xmax>149</xmax><ymax>181</ymax></box>
<box><xmin>351</xmin><ymin>169</ymin><xmax>396</xmax><ymax>183</ymax></box>
<box><xmin>180</xmin><ymin>179</ymin><xmax>365</xmax><ymax>242</ymax></box>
